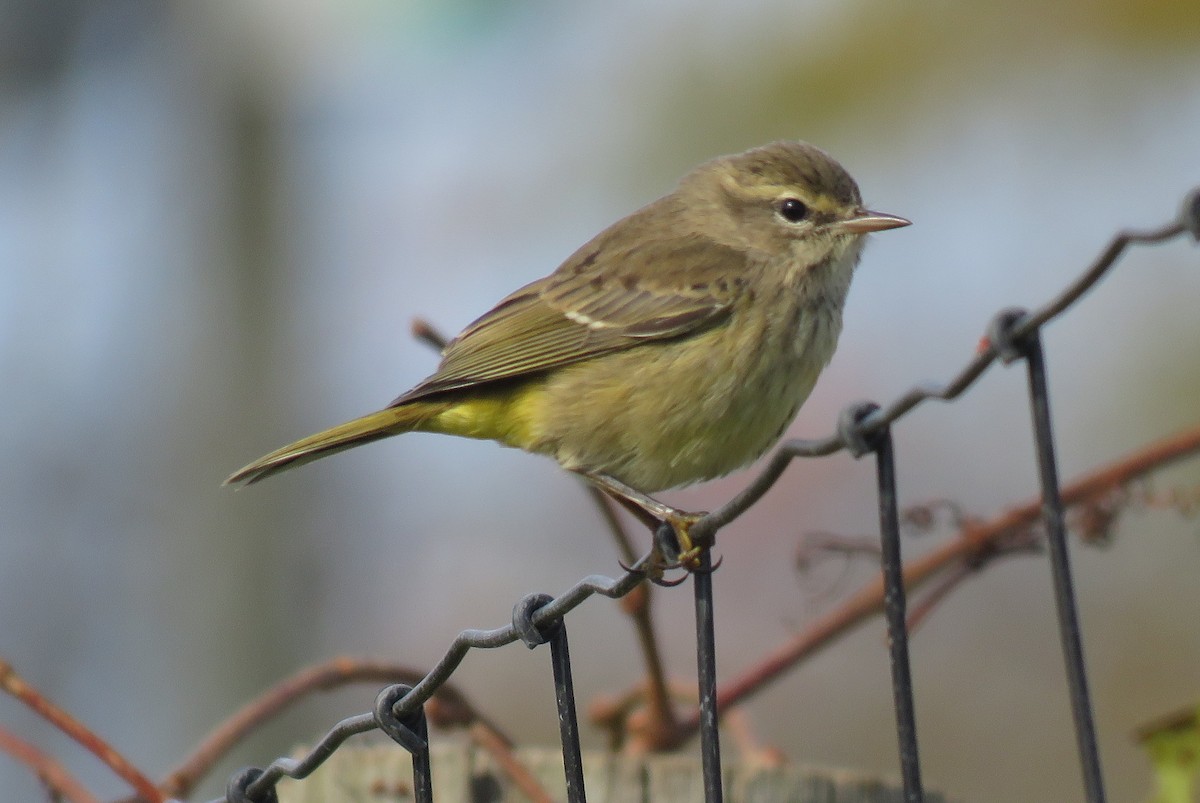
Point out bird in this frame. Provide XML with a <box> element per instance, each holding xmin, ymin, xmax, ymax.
<box><xmin>225</xmin><ymin>140</ymin><xmax>909</xmax><ymax>564</ymax></box>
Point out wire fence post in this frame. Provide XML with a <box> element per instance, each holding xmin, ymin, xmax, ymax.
<box><xmin>839</xmin><ymin>402</ymin><xmax>925</xmax><ymax>803</ymax></box>
<box><xmin>514</xmin><ymin>592</ymin><xmax>588</xmax><ymax>803</ymax></box>
<box><xmin>374</xmin><ymin>684</ymin><xmax>433</xmax><ymax>803</ymax></box>
<box><xmin>692</xmin><ymin>546</ymin><xmax>724</xmax><ymax>803</ymax></box>
<box><xmin>991</xmin><ymin>308</ymin><xmax>1107</xmax><ymax>803</ymax></box>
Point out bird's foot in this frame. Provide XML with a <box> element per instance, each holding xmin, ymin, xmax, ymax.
<box><xmin>653</xmin><ymin>510</ymin><xmax>708</xmax><ymax>570</ymax></box>
<box><xmin>637</xmin><ymin>530</ymin><xmax>722</xmax><ymax>586</ymax></box>
<box><xmin>580</xmin><ymin>471</ymin><xmax>718</xmax><ymax>583</ymax></box>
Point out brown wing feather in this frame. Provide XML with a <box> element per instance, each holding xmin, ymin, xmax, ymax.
<box><xmin>393</xmin><ymin>223</ymin><xmax>750</xmax><ymax>405</ymax></box>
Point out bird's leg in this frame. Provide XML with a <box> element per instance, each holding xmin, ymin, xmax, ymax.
<box><xmin>579</xmin><ymin>471</ymin><xmax>709</xmax><ymax>572</ymax></box>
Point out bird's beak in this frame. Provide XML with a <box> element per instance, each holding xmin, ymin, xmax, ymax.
<box><xmin>835</xmin><ymin>209</ymin><xmax>912</xmax><ymax>234</ymax></box>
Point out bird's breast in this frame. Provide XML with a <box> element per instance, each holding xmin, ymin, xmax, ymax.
<box><xmin>525</xmin><ymin>284</ymin><xmax>845</xmax><ymax>491</ymax></box>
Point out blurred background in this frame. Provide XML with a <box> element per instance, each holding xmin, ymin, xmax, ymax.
<box><xmin>2</xmin><ymin>1</ymin><xmax>1199</xmax><ymax>800</ymax></box>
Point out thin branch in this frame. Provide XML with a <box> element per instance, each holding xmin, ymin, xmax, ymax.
<box><xmin>582</xmin><ymin>484</ymin><xmax>638</xmax><ymax>565</ymax></box>
<box><xmin>410</xmin><ymin>318</ymin><xmax>449</xmax><ymax>352</ymax></box>
<box><xmin>670</xmin><ymin>422</ymin><xmax>1200</xmax><ymax>742</ymax></box>
<box><xmin>721</xmin><ymin>707</ymin><xmax>786</xmax><ymax>770</ymax></box>
<box><xmin>588</xmin><ymin>684</ymin><xmax>647</xmax><ymax>753</ymax></box>
<box><xmin>591</xmin><ymin>678</ymin><xmax>778</xmax><ymax>761</ymax></box>
<box><xmin>905</xmin><ymin>519</ymin><xmax>1042</xmax><ymax>633</ymax></box>
<box><xmin>0</xmin><ymin>725</ymin><xmax>98</xmax><ymax>803</ymax></box>
<box><xmin>903</xmin><ymin>563</ymin><xmax>973</xmax><ymax>635</ymax></box>
<box><xmin>160</xmin><ymin>658</ymin><xmax>503</xmax><ymax>799</ymax></box>
<box><xmin>580</xmin><ymin>485</ymin><xmax>677</xmax><ymax>748</ymax></box>
<box><xmin>0</xmin><ymin>659</ymin><xmax>162</xmax><ymax>803</ymax></box>
<box><xmin>1134</xmin><ymin>703</ymin><xmax>1200</xmax><ymax>743</ymax></box>
<box><xmin>795</xmin><ymin>532</ymin><xmax>880</xmax><ymax>571</ymax></box>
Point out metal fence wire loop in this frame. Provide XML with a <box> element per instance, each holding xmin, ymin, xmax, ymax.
<box><xmin>226</xmin><ymin>767</ymin><xmax>278</xmax><ymax>803</ymax></box>
<box><xmin>837</xmin><ymin>400</ymin><xmax>885</xmax><ymax>458</ymax></box>
<box><xmin>512</xmin><ymin>592</ymin><xmax>561</xmax><ymax>649</ymax></box>
<box><xmin>374</xmin><ymin>684</ymin><xmax>428</xmax><ymax>754</ymax></box>
<box><xmin>987</xmin><ymin>307</ymin><xmax>1034</xmax><ymax>365</ymax></box>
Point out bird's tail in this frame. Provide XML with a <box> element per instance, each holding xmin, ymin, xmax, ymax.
<box><xmin>224</xmin><ymin>400</ymin><xmax>451</xmax><ymax>487</ymax></box>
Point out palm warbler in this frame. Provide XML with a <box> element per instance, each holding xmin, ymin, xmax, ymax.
<box><xmin>226</xmin><ymin>141</ymin><xmax>909</xmax><ymax>554</ymax></box>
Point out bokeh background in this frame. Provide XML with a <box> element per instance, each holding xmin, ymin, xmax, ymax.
<box><xmin>3</xmin><ymin>1</ymin><xmax>1200</xmax><ymax>800</ymax></box>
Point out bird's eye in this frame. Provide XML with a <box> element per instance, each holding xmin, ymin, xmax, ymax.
<box><xmin>776</xmin><ymin>198</ymin><xmax>809</xmax><ymax>223</ymax></box>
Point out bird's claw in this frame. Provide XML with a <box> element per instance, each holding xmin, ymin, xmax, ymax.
<box><xmin>618</xmin><ymin>512</ymin><xmax>719</xmax><ymax>585</ymax></box>
<box><xmin>617</xmin><ymin>554</ymin><xmax>696</xmax><ymax>586</ymax></box>
<box><xmin>621</xmin><ymin>550</ymin><xmax>723</xmax><ymax>585</ymax></box>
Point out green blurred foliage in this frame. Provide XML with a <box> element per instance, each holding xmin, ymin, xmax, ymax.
<box><xmin>1140</xmin><ymin>704</ymin><xmax>1200</xmax><ymax>803</ymax></box>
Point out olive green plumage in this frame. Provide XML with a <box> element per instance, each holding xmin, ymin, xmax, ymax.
<box><xmin>226</xmin><ymin>141</ymin><xmax>908</xmax><ymax>491</ymax></box>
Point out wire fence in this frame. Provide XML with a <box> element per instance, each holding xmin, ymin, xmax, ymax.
<box><xmin>2</xmin><ymin>189</ymin><xmax>1196</xmax><ymax>803</ymax></box>
<box><xmin>207</xmin><ymin>189</ymin><xmax>1200</xmax><ymax>803</ymax></box>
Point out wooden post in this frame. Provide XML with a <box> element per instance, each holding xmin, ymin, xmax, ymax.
<box><xmin>276</xmin><ymin>742</ymin><xmax>948</xmax><ymax>802</ymax></box>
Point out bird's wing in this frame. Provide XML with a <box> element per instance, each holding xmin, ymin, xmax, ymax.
<box><xmin>392</xmin><ymin>235</ymin><xmax>746</xmax><ymax>404</ymax></box>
